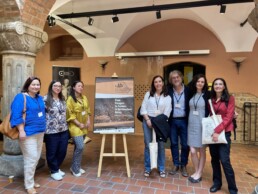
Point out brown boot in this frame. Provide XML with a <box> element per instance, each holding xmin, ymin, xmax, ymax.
<box><xmin>169</xmin><ymin>165</ymin><xmax>179</xmax><ymax>175</ymax></box>
<box><xmin>181</xmin><ymin>166</ymin><xmax>188</xmax><ymax>177</ymax></box>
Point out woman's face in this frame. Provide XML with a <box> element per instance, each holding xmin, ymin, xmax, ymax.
<box><xmin>154</xmin><ymin>77</ymin><xmax>164</xmax><ymax>91</ymax></box>
<box><xmin>213</xmin><ymin>79</ymin><xmax>225</xmax><ymax>94</ymax></box>
<box><xmin>73</xmin><ymin>82</ymin><xmax>84</xmax><ymax>95</ymax></box>
<box><xmin>52</xmin><ymin>82</ymin><xmax>62</xmax><ymax>95</ymax></box>
<box><xmin>196</xmin><ymin>77</ymin><xmax>205</xmax><ymax>92</ymax></box>
<box><xmin>28</xmin><ymin>79</ymin><xmax>40</xmax><ymax>94</ymax></box>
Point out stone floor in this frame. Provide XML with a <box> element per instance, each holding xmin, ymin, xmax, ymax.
<box><xmin>0</xmin><ymin>132</ymin><xmax>258</xmax><ymax>194</ymax></box>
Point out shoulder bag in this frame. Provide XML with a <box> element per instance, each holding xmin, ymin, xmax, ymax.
<box><xmin>202</xmin><ymin>99</ymin><xmax>227</xmax><ymax>144</ymax></box>
<box><xmin>0</xmin><ymin>94</ymin><xmax>26</xmax><ymax>140</ymax></box>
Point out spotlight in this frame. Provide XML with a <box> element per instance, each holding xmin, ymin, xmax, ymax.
<box><xmin>111</xmin><ymin>15</ymin><xmax>119</xmax><ymax>23</ymax></box>
<box><xmin>88</xmin><ymin>17</ymin><xmax>94</xmax><ymax>26</ymax></box>
<box><xmin>47</xmin><ymin>15</ymin><xmax>56</xmax><ymax>27</ymax></box>
<box><xmin>220</xmin><ymin>4</ymin><xmax>226</xmax><ymax>14</ymax></box>
<box><xmin>156</xmin><ymin>10</ymin><xmax>161</xmax><ymax>19</ymax></box>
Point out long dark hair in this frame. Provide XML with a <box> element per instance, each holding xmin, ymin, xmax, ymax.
<box><xmin>189</xmin><ymin>74</ymin><xmax>208</xmax><ymax>97</ymax></box>
<box><xmin>21</xmin><ymin>76</ymin><xmax>41</xmax><ymax>94</ymax></box>
<box><xmin>150</xmin><ymin>75</ymin><xmax>168</xmax><ymax>97</ymax></box>
<box><xmin>70</xmin><ymin>80</ymin><xmax>84</xmax><ymax>103</ymax></box>
<box><xmin>45</xmin><ymin>80</ymin><xmax>65</xmax><ymax>109</ymax></box>
<box><xmin>210</xmin><ymin>78</ymin><xmax>230</xmax><ymax>102</ymax></box>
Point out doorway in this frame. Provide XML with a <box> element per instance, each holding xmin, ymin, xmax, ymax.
<box><xmin>164</xmin><ymin>61</ymin><xmax>205</xmax><ymax>85</ymax></box>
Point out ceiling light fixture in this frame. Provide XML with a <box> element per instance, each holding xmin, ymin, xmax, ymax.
<box><xmin>58</xmin><ymin>0</ymin><xmax>251</xmax><ymax>19</ymax></box>
<box><xmin>156</xmin><ymin>10</ymin><xmax>161</xmax><ymax>19</ymax></box>
<box><xmin>111</xmin><ymin>15</ymin><xmax>119</xmax><ymax>23</ymax></box>
<box><xmin>47</xmin><ymin>15</ymin><xmax>56</xmax><ymax>27</ymax></box>
<box><xmin>220</xmin><ymin>4</ymin><xmax>226</xmax><ymax>14</ymax></box>
<box><xmin>88</xmin><ymin>17</ymin><xmax>94</xmax><ymax>25</ymax></box>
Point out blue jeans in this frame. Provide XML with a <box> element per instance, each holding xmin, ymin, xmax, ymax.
<box><xmin>169</xmin><ymin>118</ymin><xmax>189</xmax><ymax>166</ymax></box>
<box><xmin>45</xmin><ymin>130</ymin><xmax>69</xmax><ymax>173</ymax></box>
<box><xmin>143</xmin><ymin>120</ymin><xmax>165</xmax><ymax>172</ymax></box>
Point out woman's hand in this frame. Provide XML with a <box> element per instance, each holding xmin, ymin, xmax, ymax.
<box><xmin>19</xmin><ymin>130</ymin><xmax>26</xmax><ymax>140</ymax></box>
<box><xmin>146</xmin><ymin>119</ymin><xmax>152</xmax><ymax>128</ymax></box>
<box><xmin>212</xmin><ymin>132</ymin><xmax>219</xmax><ymax>142</ymax></box>
<box><xmin>86</xmin><ymin>120</ymin><xmax>90</xmax><ymax>129</ymax></box>
<box><xmin>78</xmin><ymin>123</ymin><xmax>86</xmax><ymax>129</ymax></box>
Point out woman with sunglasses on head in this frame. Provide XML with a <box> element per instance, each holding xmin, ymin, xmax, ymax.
<box><xmin>44</xmin><ymin>81</ymin><xmax>69</xmax><ymax>181</ymax></box>
<box><xmin>187</xmin><ymin>74</ymin><xmax>210</xmax><ymax>183</ymax></box>
<box><xmin>209</xmin><ymin>78</ymin><xmax>237</xmax><ymax>194</ymax></box>
<box><xmin>66</xmin><ymin>80</ymin><xmax>91</xmax><ymax>177</ymax></box>
<box><xmin>10</xmin><ymin>77</ymin><xmax>46</xmax><ymax>194</ymax></box>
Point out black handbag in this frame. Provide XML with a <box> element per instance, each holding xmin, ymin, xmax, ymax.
<box><xmin>137</xmin><ymin>106</ymin><xmax>144</xmax><ymax>122</ymax></box>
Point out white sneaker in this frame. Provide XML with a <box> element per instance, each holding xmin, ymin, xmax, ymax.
<box><xmin>59</xmin><ymin>169</ymin><xmax>65</xmax><ymax>176</ymax></box>
<box><xmin>70</xmin><ymin>168</ymin><xmax>81</xmax><ymax>177</ymax></box>
<box><xmin>51</xmin><ymin>172</ymin><xmax>63</xmax><ymax>181</ymax></box>
<box><xmin>80</xmin><ymin>168</ymin><xmax>86</xmax><ymax>174</ymax></box>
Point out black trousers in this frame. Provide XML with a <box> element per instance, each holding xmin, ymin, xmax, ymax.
<box><xmin>45</xmin><ymin>130</ymin><xmax>69</xmax><ymax>173</ymax></box>
<box><xmin>209</xmin><ymin>132</ymin><xmax>238</xmax><ymax>194</ymax></box>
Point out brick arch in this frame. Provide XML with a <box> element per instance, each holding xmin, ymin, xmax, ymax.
<box><xmin>21</xmin><ymin>0</ymin><xmax>56</xmax><ymax>29</ymax></box>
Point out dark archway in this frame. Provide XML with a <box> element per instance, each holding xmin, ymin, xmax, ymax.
<box><xmin>164</xmin><ymin>61</ymin><xmax>206</xmax><ymax>85</ymax></box>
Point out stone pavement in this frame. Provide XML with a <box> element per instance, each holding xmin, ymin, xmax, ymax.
<box><xmin>0</xmin><ymin>132</ymin><xmax>258</xmax><ymax>194</ymax></box>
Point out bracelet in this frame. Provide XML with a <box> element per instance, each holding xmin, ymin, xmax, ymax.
<box><xmin>146</xmin><ymin>119</ymin><xmax>150</xmax><ymax>121</ymax></box>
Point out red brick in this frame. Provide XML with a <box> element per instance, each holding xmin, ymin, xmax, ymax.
<box><xmin>126</xmin><ymin>185</ymin><xmax>141</xmax><ymax>192</ymax></box>
<box><xmin>150</xmin><ymin>181</ymin><xmax>164</xmax><ymax>189</ymax></box>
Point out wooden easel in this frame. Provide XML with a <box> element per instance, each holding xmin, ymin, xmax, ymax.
<box><xmin>97</xmin><ymin>133</ymin><xmax>131</xmax><ymax>177</ymax></box>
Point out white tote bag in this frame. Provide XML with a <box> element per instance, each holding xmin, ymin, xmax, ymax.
<box><xmin>202</xmin><ymin>99</ymin><xmax>227</xmax><ymax>144</ymax></box>
<box><xmin>149</xmin><ymin>129</ymin><xmax>158</xmax><ymax>169</ymax></box>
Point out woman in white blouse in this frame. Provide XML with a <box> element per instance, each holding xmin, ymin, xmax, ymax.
<box><xmin>140</xmin><ymin>75</ymin><xmax>172</xmax><ymax>178</ymax></box>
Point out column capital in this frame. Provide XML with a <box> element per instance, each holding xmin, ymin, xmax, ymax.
<box><xmin>0</xmin><ymin>21</ymin><xmax>48</xmax><ymax>56</ymax></box>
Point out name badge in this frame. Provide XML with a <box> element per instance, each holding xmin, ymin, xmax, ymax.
<box><xmin>155</xmin><ymin>110</ymin><xmax>161</xmax><ymax>116</ymax></box>
<box><xmin>175</xmin><ymin>104</ymin><xmax>181</xmax><ymax>108</ymax></box>
<box><xmin>38</xmin><ymin>112</ymin><xmax>43</xmax><ymax>117</ymax></box>
<box><xmin>193</xmin><ymin>111</ymin><xmax>199</xmax><ymax>115</ymax></box>
<box><xmin>82</xmin><ymin>111</ymin><xmax>86</xmax><ymax>116</ymax></box>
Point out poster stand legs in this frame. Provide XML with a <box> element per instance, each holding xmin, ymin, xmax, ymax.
<box><xmin>97</xmin><ymin>134</ymin><xmax>131</xmax><ymax>177</ymax></box>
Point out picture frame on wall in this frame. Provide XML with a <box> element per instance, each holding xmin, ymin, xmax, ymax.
<box><xmin>52</xmin><ymin>66</ymin><xmax>80</xmax><ymax>100</ymax></box>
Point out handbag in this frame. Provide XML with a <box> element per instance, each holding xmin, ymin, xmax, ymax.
<box><xmin>0</xmin><ymin>94</ymin><xmax>26</xmax><ymax>140</ymax></box>
<box><xmin>149</xmin><ymin>128</ymin><xmax>158</xmax><ymax>169</ymax></box>
<box><xmin>201</xmin><ymin>99</ymin><xmax>227</xmax><ymax>144</ymax></box>
<box><xmin>137</xmin><ymin>106</ymin><xmax>143</xmax><ymax>122</ymax></box>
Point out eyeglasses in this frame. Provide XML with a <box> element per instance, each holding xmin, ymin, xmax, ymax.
<box><xmin>53</xmin><ymin>85</ymin><xmax>62</xmax><ymax>88</ymax></box>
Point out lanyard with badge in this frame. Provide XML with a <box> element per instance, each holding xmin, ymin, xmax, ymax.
<box><xmin>155</xmin><ymin>94</ymin><xmax>161</xmax><ymax>115</ymax></box>
<box><xmin>30</xmin><ymin>95</ymin><xmax>43</xmax><ymax>117</ymax></box>
<box><xmin>78</xmin><ymin>98</ymin><xmax>86</xmax><ymax>116</ymax></box>
<box><xmin>192</xmin><ymin>93</ymin><xmax>202</xmax><ymax>116</ymax></box>
<box><xmin>173</xmin><ymin>91</ymin><xmax>184</xmax><ymax>108</ymax></box>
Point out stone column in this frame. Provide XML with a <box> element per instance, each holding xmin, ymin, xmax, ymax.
<box><xmin>0</xmin><ymin>21</ymin><xmax>48</xmax><ymax>177</ymax></box>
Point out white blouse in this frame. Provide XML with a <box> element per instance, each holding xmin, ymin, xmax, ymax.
<box><xmin>140</xmin><ymin>91</ymin><xmax>172</xmax><ymax>118</ymax></box>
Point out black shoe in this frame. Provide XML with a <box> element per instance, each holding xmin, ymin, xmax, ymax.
<box><xmin>189</xmin><ymin>177</ymin><xmax>202</xmax><ymax>183</ymax></box>
<box><xmin>188</xmin><ymin>176</ymin><xmax>194</xmax><ymax>181</ymax></box>
<box><xmin>169</xmin><ymin>166</ymin><xmax>179</xmax><ymax>175</ymax></box>
<box><xmin>181</xmin><ymin>166</ymin><xmax>188</xmax><ymax>177</ymax></box>
<box><xmin>210</xmin><ymin>185</ymin><xmax>221</xmax><ymax>193</ymax></box>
